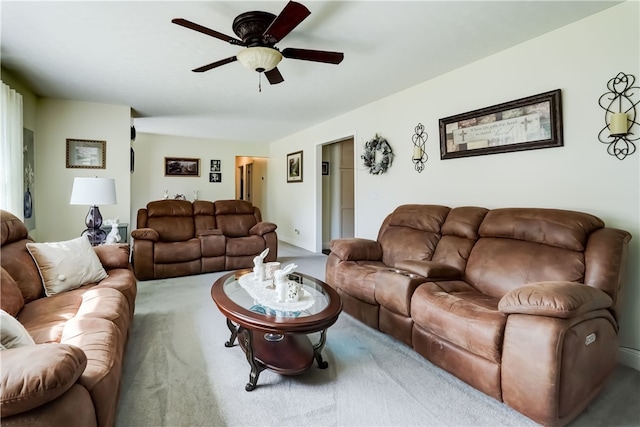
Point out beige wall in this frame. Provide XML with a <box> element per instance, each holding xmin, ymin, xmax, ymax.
<box><xmin>35</xmin><ymin>99</ymin><xmax>131</xmax><ymax>242</ymax></box>
<box><xmin>267</xmin><ymin>2</ymin><xmax>640</xmax><ymax>368</ymax></box>
<box><xmin>129</xmin><ymin>133</ymin><xmax>269</xmax><ymax>227</ymax></box>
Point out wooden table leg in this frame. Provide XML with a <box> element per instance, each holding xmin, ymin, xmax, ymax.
<box><xmin>240</xmin><ymin>328</ymin><xmax>265</xmax><ymax>391</ymax></box>
<box><xmin>313</xmin><ymin>329</ymin><xmax>329</xmax><ymax>369</ymax></box>
<box><xmin>225</xmin><ymin>318</ymin><xmax>238</xmax><ymax>347</ymax></box>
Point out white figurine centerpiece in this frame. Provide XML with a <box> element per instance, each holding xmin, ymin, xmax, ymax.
<box><xmin>252</xmin><ymin>248</ymin><xmax>269</xmax><ymax>282</ymax></box>
<box><xmin>273</xmin><ymin>263</ymin><xmax>300</xmax><ymax>302</ymax></box>
<box><xmin>104</xmin><ymin>218</ymin><xmax>121</xmax><ymax>245</ymax></box>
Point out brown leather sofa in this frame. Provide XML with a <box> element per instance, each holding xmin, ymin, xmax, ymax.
<box><xmin>326</xmin><ymin>204</ymin><xmax>631</xmax><ymax>427</ymax></box>
<box><xmin>0</xmin><ymin>210</ymin><xmax>137</xmax><ymax>427</ymax></box>
<box><xmin>131</xmin><ymin>199</ymin><xmax>277</xmax><ymax>280</ymax></box>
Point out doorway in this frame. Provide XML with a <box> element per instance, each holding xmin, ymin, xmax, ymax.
<box><xmin>235</xmin><ymin>156</ymin><xmax>267</xmax><ymax>214</ymax></box>
<box><xmin>321</xmin><ymin>137</ymin><xmax>355</xmax><ymax>253</ymax></box>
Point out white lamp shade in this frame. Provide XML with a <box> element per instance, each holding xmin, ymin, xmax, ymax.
<box><xmin>236</xmin><ymin>47</ymin><xmax>283</xmax><ymax>72</ymax></box>
<box><xmin>70</xmin><ymin>177</ymin><xmax>117</xmax><ymax>205</ymax></box>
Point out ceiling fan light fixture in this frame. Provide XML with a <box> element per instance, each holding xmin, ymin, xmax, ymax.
<box><xmin>236</xmin><ymin>47</ymin><xmax>283</xmax><ymax>73</ymax></box>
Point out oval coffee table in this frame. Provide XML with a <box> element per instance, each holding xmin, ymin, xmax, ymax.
<box><xmin>211</xmin><ymin>269</ymin><xmax>342</xmax><ymax>391</ymax></box>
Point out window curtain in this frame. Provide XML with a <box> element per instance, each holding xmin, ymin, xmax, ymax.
<box><xmin>0</xmin><ymin>81</ymin><xmax>24</xmax><ymax>219</ymax></box>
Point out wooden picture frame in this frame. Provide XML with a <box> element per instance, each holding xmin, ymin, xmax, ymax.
<box><xmin>164</xmin><ymin>157</ymin><xmax>200</xmax><ymax>177</ymax></box>
<box><xmin>287</xmin><ymin>150</ymin><xmax>303</xmax><ymax>183</ymax></box>
<box><xmin>66</xmin><ymin>139</ymin><xmax>106</xmax><ymax>169</ymax></box>
<box><xmin>322</xmin><ymin>161</ymin><xmax>329</xmax><ymax>175</ymax></box>
<box><xmin>439</xmin><ymin>89</ymin><xmax>563</xmax><ymax>159</ymax></box>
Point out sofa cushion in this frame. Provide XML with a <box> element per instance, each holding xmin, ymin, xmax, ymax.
<box><xmin>154</xmin><ymin>239</ymin><xmax>201</xmax><ymax>263</ymax></box>
<box><xmin>26</xmin><ymin>236</ymin><xmax>108</xmax><ymax>296</ymax></box>
<box><xmin>225</xmin><ymin>235</ymin><xmax>265</xmax><ymax>256</ymax></box>
<box><xmin>479</xmin><ymin>208</ymin><xmax>604</xmax><ymax>251</ymax></box>
<box><xmin>412</xmin><ymin>281</ymin><xmax>506</xmax><ymax>363</ymax></box>
<box><xmin>1</xmin><ymin>268</ymin><xmax>24</xmax><ymax>316</ymax></box>
<box><xmin>17</xmin><ymin>287</ymin><xmax>86</xmax><ymax>344</ymax></box>
<box><xmin>466</xmin><ymin>238</ymin><xmax>586</xmax><ymax>299</ymax></box>
<box><xmin>378</xmin><ymin>205</ymin><xmax>449</xmax><ymax>267</ymax></box>
<box><xmin>336</xmin><ymin>261</ymin><xmax>388</xmax><ymax>304</ymax></box>
<box><xmin>146</xmin><ymin>200</ymin><xmax>195</xmax><ymax>242</ymax></box>
<box><xmin>0</xmin><ymin>309</ymin><xmax>35</xmax><ymax>349</ymax></box>
<box><xmin>0</xmin><ymin>343</ymin><xmax>87</xmax><ymax>417</ymax></box>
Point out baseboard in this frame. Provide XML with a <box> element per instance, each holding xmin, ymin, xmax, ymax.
<box><xmin>618</xmin><ymin>346</ymin><xmax>640</xmax><ymax>371</ymax></box>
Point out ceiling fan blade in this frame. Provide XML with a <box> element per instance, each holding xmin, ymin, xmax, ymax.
<box><xmin>192</xmin><ymin>56</ymin><xmax>238</xmax><ymax>73</ymax></box>
<box><xmin>263</xmin><ymin>1</ymin><xmax>311</xmax><ymax>43</ymax></box>
<box><xmin>282</xmin><ymin>48</ymin><xmax>344</xmax><ymax>64</ymax></box>
<box><xmin>264</xmin><ymin>68</ymin><xmax>285</xmax><ymax>85</ymax></box>
<box><xmin>172</xmin><ymin>18</ymin><xmax>244</xmax><ymax>46</ymax></box>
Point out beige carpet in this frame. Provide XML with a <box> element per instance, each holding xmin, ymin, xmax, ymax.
<box><xmin>115</xmin><ymin>243</ymin><xmax>640</xmax><ymax>427</ymax></box>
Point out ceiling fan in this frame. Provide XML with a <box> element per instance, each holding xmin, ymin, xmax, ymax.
<box><xmin>172</xmin><ymin>1</ymin><xmax>344</xmax><ymax>87</ymax></box>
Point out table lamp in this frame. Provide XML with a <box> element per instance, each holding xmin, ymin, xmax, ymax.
<box><xmin>70</xmin><ymin>177</ymin><xmax>117</xmax><ymax>246</ymax></box>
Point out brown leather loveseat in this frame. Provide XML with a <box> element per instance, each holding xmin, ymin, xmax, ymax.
<box><xmin>326</xmin><ymin>204</ymin><xmax>631</xmax><ymax>427</ymax></box>
<box><xmin>0</xmin><ymin>210</ymin><xmax>137</xmax><ymax>427</ymax></box>
<box><xmin>131</xmin><ymin>199</ymin><xmax>277</xmax><ymax>280</ymax></box>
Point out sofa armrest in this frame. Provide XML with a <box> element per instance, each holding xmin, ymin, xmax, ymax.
<box><xmin>0</xmin><ymin>343</ymin><xmax>87</xmax><ymax>417</ymax></box>
<box><xmin>130</xmin><ymin>228</ymin><xmax>159</xmax><ymax>242</ymax></box>
<box><xmin>498</xmin><ymin>281</ymin><xmax>613</xmax><ymax>319</ymax></box>
<box><xmin>249</xmin><ymin>222</ymin><xmax>277</xmax><ymax>236</ymax></box>
<box><xmin>93</xmin><ymin>244</ymin><xmax>130</xmax><ymax>269</ymax></box>
<box><xmin>330</xmin><ymin>238</ymin><xmax>382</xmax><ymax>261</ymax></box>
<box><xmin>394</xmin><ymin>260</ymin><xmax>462</xmax><ymax>280</ymax></box>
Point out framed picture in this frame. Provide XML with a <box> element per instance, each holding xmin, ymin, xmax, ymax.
<box><xmin>322</xmin><ymin>161</ymin><xmax>329</xmax><ymax>175</ymax></box>
<box><xmin>287</xmin><ymin>150</ymin><xmax>303</xmax><ymax>183</ymax></box>
<box><xmin>210</xmin><ymin>159</ymin><xmax>221</xmax><ymax>172</ymax></box>
<box><xmin>439</xmin><ymin>89</ymin><xmax>563</xmax><ymax>160</ymax></box>
<box><xmin>66</xmin><ymin>139</ymin><xmax>106</xmax><ymax>169</ymax></box>
<box><xmin>164</xmin><ymin>157</ymin><xmax>200</xmax><ymax>177</ymax></box>
<box><xmin>209</xmin><ymin>172</ymin><xmax>222</xmax><ymax>183</ymax></box>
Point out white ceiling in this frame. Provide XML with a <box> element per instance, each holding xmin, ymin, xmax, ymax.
<box><xmin>1</xmin><ymin>1</ymin><xmax>620</xmax><ymax>143</ymax></box>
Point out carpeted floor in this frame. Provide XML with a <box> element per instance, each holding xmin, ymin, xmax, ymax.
<box><xmin>116</xmin><ymin>243</ymin><xmax>640</xmax><ymax>427</ymax></box>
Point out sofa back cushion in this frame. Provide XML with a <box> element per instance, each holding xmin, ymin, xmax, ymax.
<box><xmin>1</xmin><ymin>210</ymin><xmax>44</xmax><ymax>303</ymax></box>
<box><xmin>377</xmin><ymin>205</ymin><xmax>450</xmax><ymax>267</ymax></box>
<box><xmin>193</xmin><ymin>201</ymin><xmax>216</xmax><ymax>230</ymax></box>
<box><xmin>214</xmin><ymin>200</ymin><xmax>258</xmax><ymax>238</ymax></box>
<box><xmin>1</xmin><ymin>268</ymin><xmax>25</xmax><ymax>316</ymax></box>
<box><xmin>145</xmin><ymin>200</ymin><xmax>195</xmax><ymax>242</ymax></box>
<box><xmin>432</xmin><ymin>206</ymin><xmax>488</xmax><ymax>272</ymax></box>
<box><xmin>465</xmin><ymin>208</ymin><xmax>605</xmax><ymax>298</ymax></box>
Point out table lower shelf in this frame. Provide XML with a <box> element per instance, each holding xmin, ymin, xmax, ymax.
<box><xmin>238</xmin><ymin>330</ymin><xmax>314</xmax><ymax>375</ymax></box>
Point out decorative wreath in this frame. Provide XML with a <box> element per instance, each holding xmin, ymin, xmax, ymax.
<box><xmin>361</xmin><ymin>134</ymin><xmax>394</xmax><ymax>175</ymax></box>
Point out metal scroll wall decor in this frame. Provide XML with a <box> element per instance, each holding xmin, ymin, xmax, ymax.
<box><xmin>598</xmin><ymin>72</ymin><xmax>638</xmax><ymax>160</ymax></box>
<box><xmin>411</xmin><ymin>123</ymin><xmax>428</xmax><ymax>173</ymax></box>
<box><xmin>361</xmin><ymin>133</ymin><xmax>394</xmax><ymax>175</ymax></box>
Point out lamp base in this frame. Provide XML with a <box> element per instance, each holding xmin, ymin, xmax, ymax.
<box><xmin>82</xmin><ymin>205</ymin><xmax>106</xmax><ymax>246</ymax></box>
<box><xmin>81</xmin><ymin>228</ymin><xmax>108</xmax><ymax>246</ymax></box>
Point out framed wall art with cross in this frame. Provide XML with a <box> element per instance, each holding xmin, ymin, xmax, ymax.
<box><xmin>439</xmin><ymin>89</ymin><xmax>563</xmax><ymax>160</ymax></box>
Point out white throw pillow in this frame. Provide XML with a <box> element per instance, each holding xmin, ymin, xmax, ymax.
<box><xmin>0</xmin><ymin>309</ymin><xmax>35</xmax><ymax>350</ymax></box>
<box><xmin>26</xmin><ymin>236</ymin><xmax>108</xmax><ymax>296</ymax></box>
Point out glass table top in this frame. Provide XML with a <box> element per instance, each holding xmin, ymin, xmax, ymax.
<box><xmin>222</xmin><ymin>271</ymin><xmax>331</xmax><ymax>319</ymax></box>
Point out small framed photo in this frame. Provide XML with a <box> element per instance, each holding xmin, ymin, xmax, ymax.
<box><xmin>322</xmin><ymin>161</ymin><xmax>329</xmax><ymax>175</ymax></box>
<box><xmin>66</xmin><ymin>139</ymin><xmax>106</xmax><ymax>169</ymax></box>
<box><xmin>287</xmin><ymin>150</ymin><xmax>303</xmax><ymax>183</ymax></box>
<box><xmin>210</xmin><ymin>159</ymin><xmax>221</xmax><ymax>172</ymax></box>
<box><xmin>164</xmin><ymin>157</ymin><xmax>200</xmax><ymax>177</ymax></box>
<box><xmin>209</xmin><ymin>172</ymin><xmax>222</xmax><ymax>183</ymax></box>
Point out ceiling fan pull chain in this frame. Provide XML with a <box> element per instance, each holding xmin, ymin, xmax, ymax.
<box><xmin>259</xmin><ymin>73</ymin><xmax>262</xmax><ymax>93</ymax></box>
